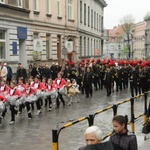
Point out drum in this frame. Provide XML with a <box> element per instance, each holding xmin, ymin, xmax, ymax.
<box><xmin>43</xmin><ymin>91</ymin><xmax>51</xmax><ymax>97</ymax></box>
<box><xmin>0</xmin><ymin>101</ymin><xmax>5</xmax><ymax>112</ymax></box>
<box><xmin>26</xmin><ymin>94</ymin><xmax>38</xmax><ymax>103</ymax></box>
<box><xmin>58</xmin><ymin>87</ymin><xmax>67</xmax><ymax>95</ymax></box>
<box><xmin>51</xmin><ymin>90</ymin><xmax>58</xmax><ymax>99</ymax></box>
<box><xmin>6</xmin><ymin>95</ymin><xmax>18</xmax><ymax>105</ymax></box>
<box><xmin>36</xmin><ymin>90</ymin><xmax>43</xmax><ymax>98</ymax></box>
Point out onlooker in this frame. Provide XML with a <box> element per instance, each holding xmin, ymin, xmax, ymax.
<box><xmin>4</xmin><ymin>63</ymin><xmax>12</xmax><ymax>85</ymax></box>
<box><xmin>78</xmin><ymin>126</ymin><xmax>103</xmax><ymax>150</ymax></box>
<box><xmin>110</xmin><ymin>115</ymin><xmax>138</xmax><ymax>150</ymax></box>
<box><xmin>31</xmin><ymin>63</ymin><xmax>41</xmax><ymax>78</ymax></box>
<box><xmin>16</xmin><ymin>65</ymin><xmax>27</xmax><ymax>83</ymax></box>
<box><xmin>0</xmin><ymin>62</ymin><xmax>8</xmax><ymax>82</ymax></box>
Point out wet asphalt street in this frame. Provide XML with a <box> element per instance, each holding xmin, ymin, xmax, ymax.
<box><xmin>0</xmin><ymin>87</ymin><xmax>149</xmax><ymax>150</ymax></box>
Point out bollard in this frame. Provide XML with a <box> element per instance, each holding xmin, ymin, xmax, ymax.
<box><xmin>130</xmin><ymin>98</ymin><xmax>135</xmax><ymax>133</ymax></box>
<box><xmin>52</xmin><ymin>129</ymin><xmax>59</xmax><ymax>150</ymax></box>
<box><xmin>112</xmin><ymin>104</ymin><xmax>118</xmax><ymax>116</ymax></box>
<box><xmin>144</xmin><ymin>93</ymin><xmax>148</xmax><ymax>123</ymax></box>
<box><xmin>88</xmin><ymin>114</ymin><xmax>94</xmax><ymax>126</ymax></box>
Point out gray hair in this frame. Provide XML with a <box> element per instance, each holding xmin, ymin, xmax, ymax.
<box><xmin>84</xmin><ymin>126</ymin><xmax>103</xmax><ymax>140</ymax></box>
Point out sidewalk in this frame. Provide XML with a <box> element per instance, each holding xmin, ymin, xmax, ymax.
<box><xmin>138</xmin><ymin>135</ymin><xmax>150</xmax><ymax>150</ymax></box>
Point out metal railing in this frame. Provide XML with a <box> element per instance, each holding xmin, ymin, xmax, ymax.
<box><xmin>52</xmin><ymin>92</ymin><xmax>149</xmax><ymax>150</ymax></box>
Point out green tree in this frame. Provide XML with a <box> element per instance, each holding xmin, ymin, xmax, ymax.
<box><xmin>120</xmin><ymin>14</ymin><xmax>135</xmax><ymax>59</ymax></box>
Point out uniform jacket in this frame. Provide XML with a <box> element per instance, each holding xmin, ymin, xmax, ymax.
<box><xmin>7</xmin><ymin>88</ymin><xmax>22</xmax><ymax>98</ymax></box>
<box><xmin>24</xmin><ymin>87</ymin><xmax>37</xmax><ymax>96</ymax></box>
<box><xmin>31</xmin><ymin>82</ymin><xmax>46</xmax><ymax>90</ymax></box>
<box><xmin>0</xmin><ymin>84</ymin><xmax>10</xmax><ymax>93</ymax></box>
<box><xmin>0</xmin><ymin>95</ymin><xmax>7</xmax><ymax>102</ymax></box>
<box><xmin>54</xmin><ymin>78</ymin><xmax>68</xmax><ymax>89</ymax></box>
<box><xmin>45</xmin><ymin>83</ymin><xmax>57</xmax><ymax>92</ymax></box>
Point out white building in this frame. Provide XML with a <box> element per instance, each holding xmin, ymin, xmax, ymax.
<box><xmin>0</xmin><ymin>0</ymin><xmax>107</xmax><ymax>72</ymax></box>
<box><xmin>78</xmin><ymin>0</ymin><xmax>107</xmax><ymax>59</ymax></box>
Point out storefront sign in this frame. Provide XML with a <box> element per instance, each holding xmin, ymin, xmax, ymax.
<box><xmin>17</xmin><ymin>27</ymin><xmax>27</xmax><ymax>40</ymax></box>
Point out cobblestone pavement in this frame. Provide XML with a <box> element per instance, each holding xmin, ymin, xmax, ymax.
<box><xmin>0</xmin><ymin>88</ymin><xmax>150</xmax><ymax>150</ymax></box>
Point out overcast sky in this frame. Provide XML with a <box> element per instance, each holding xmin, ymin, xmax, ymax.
<box><xmin>104</xmin><ymin>0</ymin><xmax>150</xmax><ymax>29</ymax></box>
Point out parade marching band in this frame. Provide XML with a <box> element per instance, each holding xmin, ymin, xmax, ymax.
<box><xmin>1</xmin><ymin>58</ymin><xmax>150</xmax><ymax>125</ymax></box>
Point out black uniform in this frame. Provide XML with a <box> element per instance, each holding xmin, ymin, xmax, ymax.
<box><xmin>83</xmin><ymin>70</ymin><xmax>93</xmax><ymax>98</ymax></box>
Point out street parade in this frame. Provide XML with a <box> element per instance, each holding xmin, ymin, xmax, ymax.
<box><xmin>1</xmin><ymin>58</ymin><xmax>150</xmax><ymax>126</ymax></box>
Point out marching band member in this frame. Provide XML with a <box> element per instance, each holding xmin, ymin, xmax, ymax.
<box><xmin>0</xmin><ymin>95</ymin><xmax>7</xmax><ymax>124</ymax></box>
<box><xmin>45</xmin><ymin>78</ymin><xmax>57</xmax><ymax>111</ymax></box>
<box><xmin>24</xmin><ymin>81</ymin><xmax>37</xmax><ymax>119</ymax></box>
<box><xmin>31</xmin><ymin>75</ymin><xmax>45</xmax><ymax>115</ymax></box>
<box><xmin>17</xmin><ymin>78</ymin><xmax>26</xmax><ymax>114</ymax></box>
<box><xmin>7</xmin><ymin>81</ymin><xmax>22</xmax><ymax>125</ymax></box>
<box><xmin>0</xmin><ymin>79</ymin><xmax>10</xmax><ymax>95</ymax></box>
<box><xmin>54</xmin><ymin>72</ymin><xmax>68</xmax><ymax>109</ymax></box>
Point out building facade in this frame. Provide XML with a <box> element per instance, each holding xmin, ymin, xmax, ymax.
<box><xmin>145</xmin><ymin>17</ymin><xmax>150</xmax><ymax>58</ymax></box>
<box><xmin>78</xmin><ymin>0</ymin><xmax>107</xmax><ymax>59</ymax></box>
<box><xmin>133</xmin><ymin>21</ymin><xmax>146</xmax><ymax>59</ymax></box>
<box><xmin>0</xmin><ymin>0</ymin><xmax>107</xmax><ymax>72</ymax></box>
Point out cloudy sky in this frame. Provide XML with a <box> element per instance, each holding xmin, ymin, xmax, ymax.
<box><xmin>104</xmin><ymin>0</ymin><xmax>150</xmax><ymax>29</ymax></box>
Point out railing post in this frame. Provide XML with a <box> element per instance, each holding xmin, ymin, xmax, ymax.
<box><xmin>52</xmin><ymin>129</ymin><xmax>59</xmax><ymax>150</ymax></box>
<box><xmin>130</xmin><ymin>98</ymin><xmax>135</xmax><ymax>133</ymax></box>
<box><xmin>112</xmin><ymin>104</ymin><xmax>118</xmax><ymax>116</ymax></box>
<box><xmin>144</xmin><ymin>92</ymin><xmax>148</xmax><ymax>123</ymax></box>
<box><xmin>88</xmin><ymin>114</ymin><xmax>94</xmax><ymax>126</ymax></box>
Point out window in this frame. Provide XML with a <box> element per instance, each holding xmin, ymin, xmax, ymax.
<box><xmin>57</xmin><ymin>0</ymin><xmax>61</xmax><ymax>16</ymax></box>
<box><xmin>80</xmin><ymin>1</ymin><xmax>82</xmax><ymax>23</ymax></box>
<box><xmin>88</xmin><ymin>6</ymin><xmax>90</xmax><ymax>26</ymax></box>
<box><xmin>0</xmin><ymin>30</ymin><xmax>6</xmax><ymax>59</ymax></box>
<box><xmin>97</xmin><ymin>13</ymin><xmax>98</xmax><ymax>30</ymax></box>
<box><xmin>80</xmin><ymin>36</ymin><xmax>82</xmax><ymax>56</ymax></box>
<box><xmin>68</xmin><ymin>0</ymin><xmax>73</xmax><ymax>19</ymax></box>
<box><xmin>0</xmin><ymin>0</ymin><xmax>5</xmax><ymax>4</ymax></box>
<box><xmin>84</xmin><ymin>37</ymin><xmax>86</xmax><ymax>56</ymax></box>
<box><xmin>91</xmin><ymin>9</ymin><xmax>93</xmax><ymax>28</ymax></box>
<box><xmin>46</xmin><ymin>0</ymin><xmax>51</xmax><ymax>14</ymax></box>
<box><xmin>46</xmin><ymin>34</ymin><xmax>52</xmax><ymax>59</ymax></box>
<box><xmin>87</xmin><ymin>38</ymin><xmax>89</xmax><ymax>56</ymax></box>
<box><xmin>18</xmin><ymin>0</ymin><xmax>23</xmax><ymax>7</ymax></box>
<box><xmin>84</xmin><ymin>3</ymin><xmax>86</xmax><ymax>25</ymax></box>
<box><xmin>99</xmin><ymin>15</ymin><xmax>101</xmax><ymax>31</ymax></box>
<box><xmin>94</xmin><ymin>11</ymin><xmax>96</xmax><ymax>29</ymax></box>
<box><xmin>34</xmin><ymin>0</ymin><xmax>39</xmax><ymax>11</ymax></box>
<box><xmin>33</xmin><ymin>32</ymin><xmax>39</xmax><ymax>39</ymax></box>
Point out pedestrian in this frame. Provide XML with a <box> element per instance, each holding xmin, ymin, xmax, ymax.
<box><xmin>0</xmin><ymin>62</ymin><xmax>8</xmax><ymax>82</ymax></box>
<box><xmin>4</xmin><ymin>63</ymin><xmax>12</xmax><ymax>85</ymax></box>
<box><xmin>78</xmin><ymin>126</ymin><xmax>103</xmax><ymax>150</ymax></box>
<box><xmin>110</xmin><ymin>115</ymin><xmax>138</xmax><ymax>150</ymax></box>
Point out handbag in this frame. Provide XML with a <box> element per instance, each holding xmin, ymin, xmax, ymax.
<box><xmin>142</xmin><ymin>120</ymin><xmax>150</xmax><ymax>134</ymax></box>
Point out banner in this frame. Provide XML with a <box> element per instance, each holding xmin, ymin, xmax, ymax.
<box><xmin>33</xmin><ymin>39</ymin><xmax>43</xmax><ymax>52</ymax></box>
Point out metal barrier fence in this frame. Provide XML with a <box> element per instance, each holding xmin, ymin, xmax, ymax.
<box><xmin>52</xmin><ymin>92</ymin><xmax>149</xmax><ymax>150</ymax></box>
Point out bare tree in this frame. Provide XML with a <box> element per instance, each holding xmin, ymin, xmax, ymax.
<box><xmin>120</xmin><ymin>14</ymin><xmax>135</xmax><ymax>59</ymax></box>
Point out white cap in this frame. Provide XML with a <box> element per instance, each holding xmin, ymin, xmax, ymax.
<box><xmin>4</xmin><ymin>63</ymin><xmax>7</xmax><ymax>66</ymax></box>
